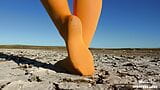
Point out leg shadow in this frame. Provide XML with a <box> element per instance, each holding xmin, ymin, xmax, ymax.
<box><xmin>0</xmin><ymin>52</ymin><xmax>70</xmax><ymax>74</ymax></box>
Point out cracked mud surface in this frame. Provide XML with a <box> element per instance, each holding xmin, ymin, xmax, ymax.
<box><xmin>0</xmin><ymin>49</ymin><xmax>160</xmax><ymax>90</ymax></box>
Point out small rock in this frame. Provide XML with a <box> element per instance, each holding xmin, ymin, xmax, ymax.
<box><xmin>123</xmin><ymin>63</ymin><xmax>135</xmax><ymax>66</ymax></box>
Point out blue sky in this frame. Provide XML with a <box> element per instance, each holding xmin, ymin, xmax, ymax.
<box><xmin>0</xmin><ymin>0</ymin><xmax>160</xmax><ymax>48</ymax></box>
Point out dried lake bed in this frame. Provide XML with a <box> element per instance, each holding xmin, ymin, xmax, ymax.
<box><xmin>0</xmin><ymin>47</ymin><xmax>160</xmax><ymax>90</ymax></box>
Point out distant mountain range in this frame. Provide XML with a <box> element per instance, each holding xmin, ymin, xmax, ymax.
<box><xmin>0</xmin><ymin>45</ymin><xmax>160</xmax><ymax>50</ymax></box>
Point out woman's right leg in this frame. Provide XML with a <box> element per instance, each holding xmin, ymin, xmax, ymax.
<box><xmin>66</xmin><ymin>15</ymin><xmax>94</xmax><ymax>75</ymax></box>
<box><xmin>74</xmin><ymin>0</ymin><xmax>102</xmax><ymax>47</ymax></box>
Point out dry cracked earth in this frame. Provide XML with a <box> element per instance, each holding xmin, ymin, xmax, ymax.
<box><xmin>0</xmin><ymin>48</ymin><xmax>160</xmax><ymax>90</ymax></box>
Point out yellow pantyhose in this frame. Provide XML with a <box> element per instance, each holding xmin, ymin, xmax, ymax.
<box><xmin>67</xmin><ymin>15</ymin><xmax>94</xmax><ymax>75</ymax></box>
<box><xmin>41</xmin><ymin>0</ymin><xmax>102</xmax><ymax>76</ymax></box>
<box><xmin>74</xmin><ymin>0</ymin><xmax>102</xmax><ymax>47</ymax></box>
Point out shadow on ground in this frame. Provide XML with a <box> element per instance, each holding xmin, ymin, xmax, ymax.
<box><xmin>0</xmin><ymin>52</ymin><xmax>70</xmax><ymax>74</ymax></box>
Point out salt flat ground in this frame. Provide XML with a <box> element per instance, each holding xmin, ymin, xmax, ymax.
<box><xmin>0</xmin><ymin>47</ymin><xmax>160</xmax><ymax>90</ymax></box>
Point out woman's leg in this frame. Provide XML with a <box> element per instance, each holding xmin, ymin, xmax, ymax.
<box><xmin>66</xmin><ymin>15</ymin><xmax>94</xmax><ymax>75</ymax></box>
<box><xmin>74</xmin><ymin>0</ymin><xmax>102</xmax><ymax>47</ymax></box>
<box><xmin>41</xmin><ymin>0</ymin><xmax>94</xmax><ymax>75</ymax></box>
<box><xmin>41</xmin><ymin>0</ymin><xmax>71</xmax><ymax>40</ymax></box>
